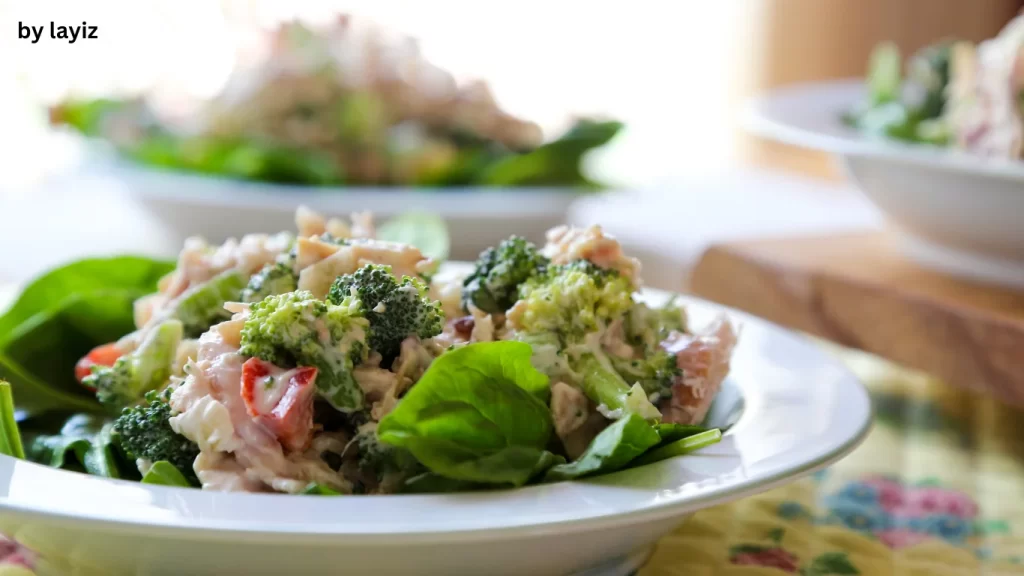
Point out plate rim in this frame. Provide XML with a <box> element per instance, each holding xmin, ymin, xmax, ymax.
<box><xmin>82</xmin><ymin>146</ymin><xmax>596</xmax><ymax>217</ymax></box>
<box><xmin>743</xmin><ymin>78</ymin><xmax>1024</xmax><ymax>182</ymax></box>
<box><xmin>0</xmin><ymin>287</ymin><xmax>872</xmax><ymax>542</ymax></box>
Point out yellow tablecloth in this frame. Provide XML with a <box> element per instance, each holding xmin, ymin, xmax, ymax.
<box><xmin>3</xmin><ymin>346</ymin><xmax>1024</xmax><ymax>576</ymax></box>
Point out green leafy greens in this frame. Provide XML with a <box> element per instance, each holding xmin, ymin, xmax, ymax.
<box><xmin>543</xmin><ymin>413</ymin><xmax>660</xmax><ymax>482</ymax></box>
<box><xmin>141</xmin><ymin>461</ymin><xmax>194</xmax><ymax>487</ymax></box>
<box><xmin>0</xmin><ymin>381</ymin><xmax>25</xmax><ymax>459</ymax></box>
<box><xmin>377</xmin><ymin>213</ymin><xmax>451</xmax><ymax>262</ymax></box>
<box><xmin>0</xmin><ymin>256</ymin><xmax>174</xmax><ymax>416</ymax></box>
<box><xmin>378</xmin><ymin>341</ymin><xmax>560</xmax><ymax>486</ymax></box>
<box><xmin>29</xmin><ymin>414</ymin><xmax>135</xmax><ymax>479</ymax></box>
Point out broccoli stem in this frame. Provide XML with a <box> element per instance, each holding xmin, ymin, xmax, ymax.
<box><xmin>0</xmin><ymin>381</ymin><xmax>25</xmax><ymax>459</ymax></box>
<box><xmin>575</xmin><ymin>352</ymin><xmax>660</xmax><ymax>420</ymax></box>
<box><xmin>631</xmin><ymin>428</ymin><xmax>722</xmax><ymax>466</ymax></box>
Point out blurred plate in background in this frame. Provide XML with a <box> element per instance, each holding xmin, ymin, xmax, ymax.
<box><xmin>746</xmin><ymin>80</ymin><xmax>1024</xmax><ymax>288</ymax></box>
<box><xmin>101</xmin><ymin>157</ymin><xmax>592</xmax><ymax>262</ymax></box>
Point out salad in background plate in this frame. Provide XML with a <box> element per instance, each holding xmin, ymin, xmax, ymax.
<box><xmin>846</xmin><ymin>12</ymin><xmax>1024</xmax><ymax>159</ymax></box>
<box><xmin>0</xmin><ymin>207</ymin><xmax>733</xmax><ymax>495</ymax></box>
<box><xmin>48</xmin><ymin>16</ymin><xmax>622</xmax><ymax>189</ymax></box>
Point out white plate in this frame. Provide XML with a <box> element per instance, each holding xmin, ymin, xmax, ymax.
<box><xmin>0</xmin><ymin>285</ymin><xmax>871</xmax><ymax>576</ymax></box>
<box><xmin>90</xmin><ymin>153</ymin><xmax>593</xmax><ymax>262</ymax></box>
<box><xmin>746</xmin><ymin>80</ymin><xmax>1024</xmax><ymax>288</ymax></box>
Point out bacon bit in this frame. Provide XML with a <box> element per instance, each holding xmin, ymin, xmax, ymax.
<box><xmin>74</xmin><ymin>343</ymin><xmax>124</xmax><ymax>386</ymax></box>
<box><xmin>659</xmin><ymin>318</ymin><xmax>737</xmax><ymax>425</ymax></box>
<box><xmin>241</xmin><ymin>358</ymin><xmax>318</xmax><ymax>452</ymax></box>
<box><xmin>452</xmin><ymin>316</ymin><xmax>475</xmax><ymax>338</ymax></box>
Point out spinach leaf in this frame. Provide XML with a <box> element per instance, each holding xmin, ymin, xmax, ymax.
<box><xmin>477</xmin><ymin>119</ymin><xmax>622</xmax><ymax>188</ymax></box>
<box><xmin>0</xmin><ymin>256</ymin><xmax>173</xmax><ymax>417</ymax></box>
<box><xmin>654</xmin><ymin>423</ymin><xmax>707</xmax><ymax>446</ymax></box>
<box><xmin>377</xmin><ymin>213</ymin><xmax>451</xmax><ymax>262</ymax></box>
<box><xmin>29</xmin><ymin>414</ymin><xmax>135</xmax><ymax>479</ymax></box>
<box><xmin>0</xmin><ymin>352</ymin><xmax>101</xmax><ymax>417</ymax></box>
<box><xmin>377</xmin><ymin>341</ymin><xmax>556</xmax><ymax>486</ymax></box>
<box><xmin>544</xmin><ymin>413</ymin><xmax>660</xmax><ymax>482</ymax></box>
<box><xmin>0</xmin><ymin>381</ymin><xmax>25</xmax><ymax>459</ymax></box>
<box><xmin>629</xmin><ymin>428</ymin><xmax>722</xmax><ymax>467</ymax></box>
<box><xmin>4</xmin><ymin>290</ymin><xmax>141</xmax><ymax>403</ymax></box>
<box><xmin>0</xmin><ymin>256</ymin><xmax>173</xmax><ymax>347</ymax></box>
<box><xmin>142</xmin><ymin>461</ymin><xmax>193</xmax><ymax>487</ymax></box>
<box><xmin>301</xmin><ymin>483</ymin><xmax>342</xmax><ymax>496</ymax></box>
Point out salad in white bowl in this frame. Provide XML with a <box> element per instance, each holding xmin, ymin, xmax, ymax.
<box><xmin>747</xmin><ymin>13</ymin><xmax>1024</xmax><ymax>287</ymax></box>
<box><xmin>0</xmin><ymin>206</ymin><xmax>871</xmax><ymax>576</ymax></box>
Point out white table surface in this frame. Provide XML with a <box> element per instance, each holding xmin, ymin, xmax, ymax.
<box><xmin>0</xmin><ymin>166</ymin><xmax>882</xmax><ymax>293</ymax></box>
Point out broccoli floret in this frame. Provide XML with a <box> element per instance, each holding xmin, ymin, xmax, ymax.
<box><xmin>114</xmin><ymin>388</ymin><xmax>200</xmax><ymax>485</ymax></box>
<box><xmin>514</xmin><ymin>260</ymin><xmax>659</xmax><ymax>419</ymax></box>
<box><xmin>623</xmin><ymin>299</ymin><xmax>686</xmax><ymax>350</ymax></box>
<box><xmin>353</xmin><ymin>424</ymin><xmax>423</xmax><ymax>493</ymax></box>
<box><xmin>115</xmin><ymin>385</ymin><xmax>198</xmax><ymax>483</ymax></box>
<box><xmin>239</xmin><ymin>290</ymin><xmax>369</xmax><ymax>412</ymax></box>
<box><xmin>174</xmin><ymin>270</ymin><xmax>246</xmax><ymax>337</ymax></box>
<box><xmin>616</xmin><ymin>299</ymin><xmax>686</xmax><ymax>402</ymax></box>
<box><xmin>86</xmin><ymin>320</ymin><xmax>183</xmax><ymax>411</ymax></box>
<box><xmin>242</xmin><ymin>261</ymin><xmax>298</xmax><ymax>303</ymax></box>
<box><xmin>515</xmin><ymin>260</ymin><xmax>634</xmax><ymax>341</ymax></box>
<box><xmin>462</xmin><ymin>236</ymin><xmax>549</xmax><ymax>314</ymax></box>
<box><xmin>327</xmin><ymin>264</ymin><xmax>443</xmax><ymax>361</ymax></box>
<box><xmin>610</xmin><ymin>349</ymin><xmax>680</xmax><ymax>403</ymax></box>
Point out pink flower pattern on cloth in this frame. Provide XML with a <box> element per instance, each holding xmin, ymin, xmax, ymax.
<box><xmin>864</xmin><ymin>476</ymin><xmax>979</xmax><ymax>519</ymax></box>
<box><xmin>0</xmin><ymin>537</ymin><xmax>33</xmax><ymax>570</ymax></box>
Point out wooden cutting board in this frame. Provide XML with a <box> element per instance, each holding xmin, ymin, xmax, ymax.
<box><xmin>690</xmin><ymin>232</ymin><xmax>1024</xmax><ymax>406</ymax></box>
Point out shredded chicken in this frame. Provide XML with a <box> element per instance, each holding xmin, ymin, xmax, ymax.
<box><xmin>659</xmin><ymin>317</ymin><xmax>738</xmax><ymax>425</ymax></box>
<box><xmin>429</xmin><ymin>275</ymin><xmax>464</xmax><ymax>320</ymax></box>
<box><xmin>137</xmin><ymin>232</ymin><xmax>290</xmax><ymax>331</ymax></box>
<box><xmin>542</xmin><ymin>225</ymin><xmax>641</xmax><ymax>287</ymax></box>
<box><xmin>561</xmin><ymin>412</ymin><xmax>609</xmax><ymax>461</ymax></box>
<box><xmin>601</xmin><ymin>318</ymin><xmax>635</xmax><ymax>359</ymax></box>
<box><xmin>947</xmin><ymin>17</ymin><xmax>1024</xmax><ymax>158</ymax></box>
<box><xmin>352</xmin><ymin>337</ymin><xmax>437</xmax><ymax>421</ymax></box>
<box><xmin>468</xmin><ymin>305</ymin><xmax>496</xmax><ymax>343</ymax></box>
<box><xmin>550</xmin><ymin>382</ymin><xmax>589</xmax><ymax>442</ymax></box>
<box><xmin>169</xmin><ymin>318</ymin><xmax>352</xmax><ymax>494</ymax></box>
<box><xmin>392</xmin><ymin>336</ymin><xmax>436</xmax><ymax>383</ymax></box>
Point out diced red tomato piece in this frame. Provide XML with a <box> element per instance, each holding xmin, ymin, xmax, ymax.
<box><xmin>241</xmin><ymin>358</ymin><xmax>318</xmax><ymax>452</ymax></box>
<box><xmin>74</xmin><ymin>342</ymin><xmax>124</xmax><ymax>386</ymax></box>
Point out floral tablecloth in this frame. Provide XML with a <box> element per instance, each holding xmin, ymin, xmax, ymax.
<box><xmin>2</xmin><ymin>344</ymin><xmax>1024</xmax><ymax>576</ymax></box>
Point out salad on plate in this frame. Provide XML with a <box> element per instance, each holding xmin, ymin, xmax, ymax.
<box><xmin>0</xmin><ymin>208</ymin><xmax>735</xmax><ymax>495</ymax></box>
<box><xmin>48</xmin><ymin>16</ymin><xmax>622</xmax><ymax>189</ymax></box>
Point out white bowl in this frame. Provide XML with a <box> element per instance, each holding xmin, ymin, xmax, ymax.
<box><xmin>93</xmin><ymin>156</ymin><xmax>592</xmax><ymax>262</ymax></box>
<box><xmin>0</xmin><ymin>288</ymin><xmax>870</xmax><ymax>576</ymax></box>
<box><xmin>746</xmin><ymin>80</ymin><xmax>1024</xmax><ymax>287</ymax></box>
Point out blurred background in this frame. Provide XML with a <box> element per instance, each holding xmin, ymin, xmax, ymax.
<box><xmin>0</xmin><ymin>0</ymin><xmax>1020</xmax><ymax>286</ymax></box>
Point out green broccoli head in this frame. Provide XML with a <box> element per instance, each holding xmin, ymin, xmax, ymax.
<box><xmin>114</xmin><ymin>388</ymin><xmax>200</xmax><ymax>485</ymax></box>
<box><xmin>86</xmin><ymin>320</ymin><xmax>183</xmax><ymax>411</ymax></box>
<box><xmin>462</xmin><ymin>236</ymin><xmax>549</xmax><ymax>314</ymax></box>
<box><xmin>327</xmin><ymin>264</ymin><xmax>444</xmax><ymax>361</ymax></box>
<box><xmin>514</xmin><ymin>260</ymin><xmax>634</xmax><ymax>342</ymax></box>
<box><xmin>239</xmin><ymin>290</ymin><xmax>369</xmax><ymax>412</ymax></box>
<box><xmin>174</xmin><ymin>270</ymin><xmax>247</xmax><ymax>337</ymax></box>
<box><xmin>513</xmin><ymin>260</ymin><xmax>660</xmax><ymax>420</ymax></box>
<box><xmin>242</xmin><ymin>262</ymin><xmax>299</xmax><ymax>303</ymax></box>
